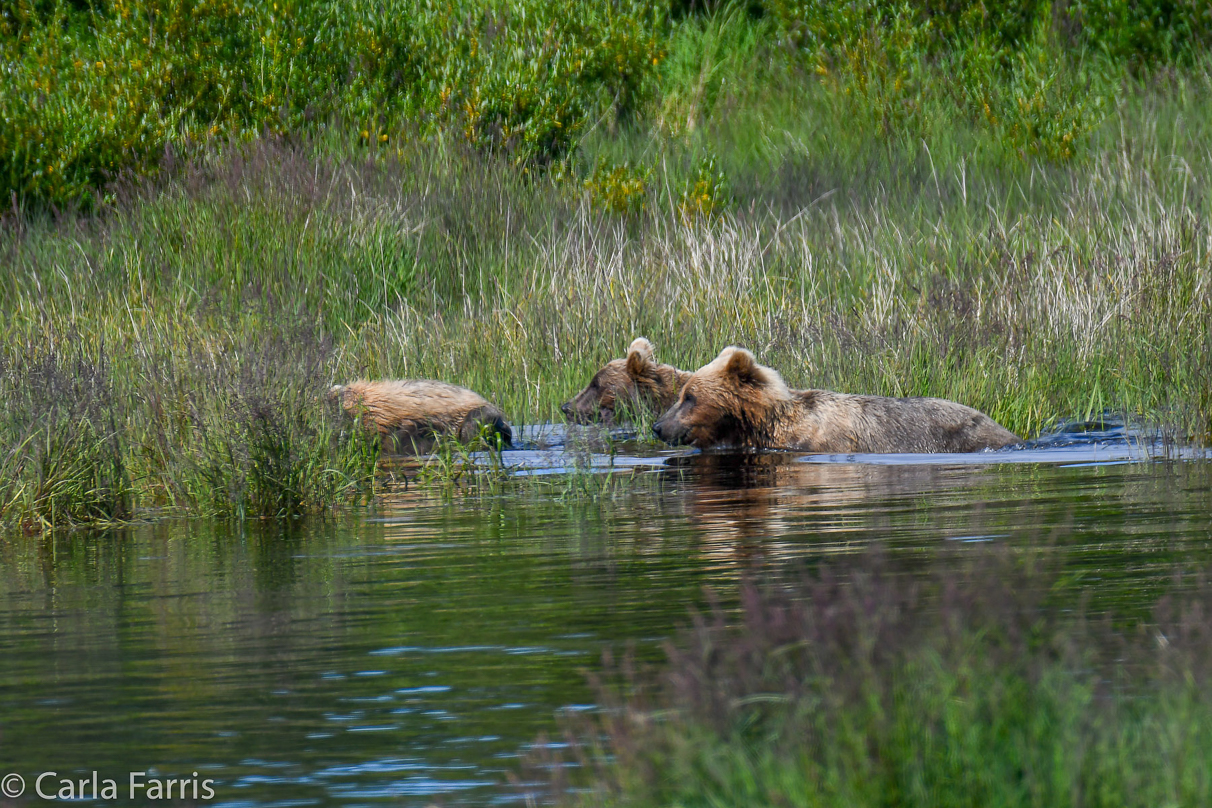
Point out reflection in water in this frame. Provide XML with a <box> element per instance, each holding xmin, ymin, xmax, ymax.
<box><xmin>671</xmin><ymin>453</ymin><xmax>967</xmax><ymax>551</ymax></box>
<box><xmin>0</xmin><ymin>455</ymin><xmax>1209</xmax><ymax>806</ymax></box>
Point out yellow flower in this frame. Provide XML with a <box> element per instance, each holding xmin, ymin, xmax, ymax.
<box><xmin>379</xmin><ymin>133</ymin><xmax>388</xmax><ymax>142</ymax></box>
<box><xmin>360</xmin><ymin>129</ymin><xmax>369</xmax><ymax>139</ymax></box>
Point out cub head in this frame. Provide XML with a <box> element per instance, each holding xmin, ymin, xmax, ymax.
<box><xmin>653</xmin><ymin>346</ymin><xmax>789</xmax><ymax>448</ymax></box>
<box><xmin>560</xmin><ymin>338</ymin><xmax>678</xmax><ymax>424</ymax></box>
<box><xmin>329</xmin><ymin>383</ymin><xmax>363</xmax><ymax>417</ymax></box>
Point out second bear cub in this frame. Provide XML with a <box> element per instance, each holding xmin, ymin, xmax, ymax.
<box><xmin>561</xmin><ymin>337</ymin><xmax>691</xmax><ymax>425</ymax></box>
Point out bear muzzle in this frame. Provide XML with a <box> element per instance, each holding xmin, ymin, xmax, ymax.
<box><xmin>560</xmin><ymin>400</ymin><xmax>595</xmax><ymax>424</ymax></box>
<box><xmin>653</xmin><ymin>417</ymin><xmax>687</xmax><ymax>445</ymax></box>
<box><xmin>561</xmin><ymin>399</ymin><xmax>612</xmax><ymax>425</ymax></box>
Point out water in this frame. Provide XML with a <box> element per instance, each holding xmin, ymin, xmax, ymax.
<box><xmin>1</xmin><ymin>423</ymin><xmax>1210</xmax><ymax>806</ymax></box>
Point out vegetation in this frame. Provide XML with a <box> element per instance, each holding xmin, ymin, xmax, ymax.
<box><xmin>537</xmin><ymin>548</ymin><xmax>1212</xmax><ymax>807</ymax></box>
<box><xmin>0</xmin><ymin>317</ymin><xmax>379</xmax><ymax>529</ymax></box>
<box><xmin>5</xmin><ymin>0</ymin><xmax>1212</xmax><ymax>207</ymax></box>
<box><xmin>2</xmin><ymin>1</ymin><xmax>1212</xmax><ymax>528</ymax></box>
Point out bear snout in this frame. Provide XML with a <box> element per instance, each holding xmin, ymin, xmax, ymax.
<box><xmin>562</xmin><ymin>399</ymin><xmax>609</xmax><ymax>425</ymax></box>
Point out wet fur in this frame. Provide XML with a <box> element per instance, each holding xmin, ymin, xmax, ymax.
<box><xmin>561</xmin><ymin>337</ymin><xmax>692</xmax><ymax>424</ymax></box>
<box><xmin>654</xmin><ymin>347</ymin><xmax>1020</xmax><ymax>453</ymax></box>
<box><xmin>332</xmin><ymin>379</ymin><xmax>512</xmax><ymax>454</ymax></box>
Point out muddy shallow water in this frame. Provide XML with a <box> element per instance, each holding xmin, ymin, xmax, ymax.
<box><xmin>0</xmin><ymin>423</ymin><xmax>1209</xmax><ymax>806</ymax></box>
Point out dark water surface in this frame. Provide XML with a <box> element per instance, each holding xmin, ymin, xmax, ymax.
<box><xmin>1</xmin><ymin>431</ymin><xmax>1210</xmax><ymax>806</ymax></box>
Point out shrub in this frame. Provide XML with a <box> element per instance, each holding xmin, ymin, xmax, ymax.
<box><xmin>583</xmin><ymin>161</ymin><xmax>651</xmax><ymax>214</ymax></box>
<box><xmin>1</xmin><ymin>0</ymin><xmax>667</xmax><ymax>208</ymax></box>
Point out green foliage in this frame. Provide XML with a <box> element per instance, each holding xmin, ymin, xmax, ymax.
<box><xmin>414</xmin><ymin>426</ymin><xmax>508</xmax><ymax>494</ymax></box>
<box><xmin>1070</xmin><ymin>0</ymin><xmax>1212</xmax><ymax>66</ymax></box>
<box><xmin>578</xmin><ymin>669</ymin><xmax>1212</xmax><ymax>806</ymax></box>
<box><xmin>953</xmin><ymin>21</ymin><xmax>1117</xmax><ymax>160</ymax></box>
<box><xmin>652</xmin><ymin>5</ymin><xmax>765</xmax><ymax>136</ymax></box>
<box><xmin>0</xmin><ymin>317</ymin><xmax>379</xmax><ymax>531</ymax></box>
<box><xmin>758</xmin><ymin>0</ymin><xmax>1120</xmax><ymax>155</ymax></box>
<box><xmin>1</xmin><ymin>0</ymin><xmax>666</xmax><ymax>207</ymax></box>
<box><xmin>763</xmin><ymin>0</ymin><xmax>1212</xmax><ymax>60</ymax></box>
<box><xmin>677</xmin><ymin>154</ymin><xmax>728</xmax><ymax>219</ymax></box>
<box><xmin>170</xmin><ymin>327</ymin><xmax>381</xmax><ymax>519</ymax></box>
<box><xmin>562</xmin><ymin>561</ymin><xmax>1212</xmax><ymax>807</ymax></box>
<box><xmin>4</xmin><ymin>0</ymin><xmax>1212</xmax><ymax>206</ymax></box>
<box><xmin>583</xmin><ymin>161</ymin><xmax>652</xmax><ymax>214</ymax></box>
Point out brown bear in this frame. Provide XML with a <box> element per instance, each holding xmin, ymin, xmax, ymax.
<box><xmin>560</xmin><ymin>337</ymin><xmax>692</xmax><ymax>424</ymax></box>
<box><xmin>653</xmin><ymin>346</ymin><xmax>1020</xmax><ymax>453</ymax></box>
<box><xmin>331</xmin><ymin>379</ymin><xmax>512</xmax><ymax>454</ymax></box>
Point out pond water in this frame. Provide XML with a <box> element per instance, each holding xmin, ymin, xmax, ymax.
<box><xmin>0</xmin><ymin>424</ymin><xmax>1209</xmax><ymax>807</ymax></box>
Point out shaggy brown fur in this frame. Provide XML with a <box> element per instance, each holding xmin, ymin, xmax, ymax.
<box><xmin>331</xmin><ymin>379</ymin><xmax>512</xmax><ymax>454</ymax></box>
<box><xmin>561</xmin><ymin>337</ymin><xmax>693</xmax><ymax>424</ymax></box>
<box><xmin>653</xmin><ymin>346</ymin><xmax>1020</xmax><ymax>453</ymax></box>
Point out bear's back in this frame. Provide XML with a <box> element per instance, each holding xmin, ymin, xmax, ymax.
<box><xmin>796</xmin><ymin>390</ymin><xmax>1019</xmax><ymax>453</ymax></box>
<box><xmin>335</xmin><ymin>379</ymin><xmax>511</xmax><ymax>451</ymax></box>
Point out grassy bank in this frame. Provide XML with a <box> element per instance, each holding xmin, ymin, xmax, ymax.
<box><xmin>2</xmin><ymin>5</ymin><xmax>1212</xmax><ymax>528</ymax></box>
<box><xmin>536</xmin><ymin>548</ymin><xmax>1212</xmax><ymax>807</ymax></box>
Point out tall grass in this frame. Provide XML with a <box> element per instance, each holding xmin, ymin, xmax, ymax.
<box><xmin>0</xmin><ymin>313</ymin><xmax>378</xmax><ymax>528</ymax></box>
<box><xmin>535</xmin><ymin>549</ymin><xmax>1212</xmax><ymax>806</ymax></box>
<box><xmin>0</xmin><ymin>338</ymin><xmax>130</xmax><ymax>530</ymax></box>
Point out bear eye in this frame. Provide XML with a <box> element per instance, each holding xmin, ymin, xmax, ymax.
<box><xmin>682</xmin><ymin>393</ymin><xmax>696</xmax><ymax>407</ymax></box>
<box><xmin>589</xmin><ymin>378</ymin><xmax>600</xmax><ymax>391</ymax></box>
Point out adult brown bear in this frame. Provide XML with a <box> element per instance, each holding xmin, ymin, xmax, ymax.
<box><xmin>653</xmin><ymin>346</ymin><xmax>1019</xmax><ymax>453</ymax></box>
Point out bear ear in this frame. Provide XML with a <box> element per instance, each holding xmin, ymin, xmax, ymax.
<box><xmin>626</xmin><ymin>337</ymin><xmax>656</xmax><ymax>377</ymax></box>
<box><xmin>721</xmin><ymin>346</ymin><xmax>765</xmax><ymax>385</ymax></box>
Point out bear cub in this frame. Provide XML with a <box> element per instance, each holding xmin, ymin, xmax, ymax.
<box><xmin>561</xmin><ymin>337</ymin><xmax>692</xmax><ymax>425</ymax></box>
<box><xmin>332</xmin><ymin>379</ymin><xmax>512</xmax><ymax>454</ymax></box>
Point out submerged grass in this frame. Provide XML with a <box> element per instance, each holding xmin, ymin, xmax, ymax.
<box><xmin>411</xmin><ymin>428</ymin><xmax>510</xmax><ymax>495</ymax></box>
<box><xmin>534</xmin><ymin>547</ymin><xmax>1212</xmax><ymax>807</ymax></box>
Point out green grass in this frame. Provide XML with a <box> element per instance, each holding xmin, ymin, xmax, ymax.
<box><xmin>540</xmin><ymin>551</ymin><xmax>1212</xmax><ymax>807</ymax></box>
<box><xmin>2</xmin><ymin>4</ymin><xmax>1212</xmax><ymax>528</ymax></box>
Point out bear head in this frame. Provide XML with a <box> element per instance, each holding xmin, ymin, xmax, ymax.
<box><xmin>560</xmin><ymin>337</ymin><xmax>676</xmax><ymax>424</ymax></box>
<box><xmin>653</xmin><ymin>346</ymin><xmax>791</xmax><ymax>448</ymax></box>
